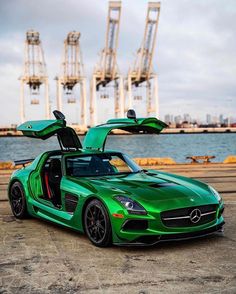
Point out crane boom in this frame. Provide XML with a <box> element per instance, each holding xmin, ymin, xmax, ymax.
<box><xmin>24</xmin><ymin>31</ymin><xmax>47</xmax><ymax>84</ymax></box>
<box><xmin>90</xmin><ymin>1</ymin><xmax>124</xmax><ymax>126</ymax></box>
<box><xmin>56</xmin><ymin>31</ymin><xmax>87</xmax><ymax>127</ymax></box>
<box><xmin>98</xmin><ymin>1</ymin><xmax>121</xmax><ymax>86</ymax></box>
<box><xmin>20</xmin><ymin>30</ymin><xmax>50</xmax><ymax>122</ymax></box>
<box><xmin>131</xmin><ymin>2</ymin><xmax>160</xmax><ymax>85</ymax></box>
<box><xmin>60</xmin><ymin>31</ymin><xmax>84</xmax><ymax>90</ymax></box>
<box><xmin>127</xmin><ymin>2</ymin><xmax>161</xmax><ymax>118</ymax></box>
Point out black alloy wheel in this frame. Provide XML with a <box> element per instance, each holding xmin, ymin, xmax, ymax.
<box><xmin>84</xmin><ymin>199</ymin><xmax>112</xmax><ymax>247</ymax></box>
<box><xmin>9</xmin><ymin>182</ymin><xmax>28</xmax><ymax>218</ymax></box>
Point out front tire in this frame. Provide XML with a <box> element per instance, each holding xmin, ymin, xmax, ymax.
<box><xmin>84</xmin><ymin>199</ymin><xmax>112</xmax><ymax>247</ymax></box>
<box><xmin>9</xmin><ymin>182</ymin><xmax>28</xmax><ymax>219</ymax></box>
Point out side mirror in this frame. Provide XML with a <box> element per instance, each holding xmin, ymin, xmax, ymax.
<box><xmin>53</xmin><ymin>110</ymin><xmax>66</xmax><ymax>121</ymax></box>
<box><xmin>127</xmin><ymin>109</ymin><xmax>136</xmax><ymax>120</ymax></box>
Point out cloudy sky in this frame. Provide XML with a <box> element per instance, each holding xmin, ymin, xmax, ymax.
<box><xmin>0</xmin><ymin>0</ymin><xmax>235</xmax><ymax>125</ymax></box>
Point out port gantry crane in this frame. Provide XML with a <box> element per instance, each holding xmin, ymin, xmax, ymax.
<box><xmin>90</xmin><ymin>1</ymin><xmax>124</xmax><ymax>126</ymax></box>
<box><xmin>56</xmin><ymin>31</ymin><xmax>87</xmax><ymax>127</ymax></box>
<box><xmin>20</xmin><ymin>30</ymin><xmax>50</xmax><ymax>122</ymax></box>
<box><xmin>127</xmin><ymin>2</ymin><xmax>161</xmax><ymax>118</ymax></box>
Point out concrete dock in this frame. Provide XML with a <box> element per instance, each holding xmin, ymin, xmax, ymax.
<box><xmin>0</xmin><ymin>163</ymin><xmax>236</xmax><ymax>293</ymax></box>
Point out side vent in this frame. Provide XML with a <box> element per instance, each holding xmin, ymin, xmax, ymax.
<box><xmin>65</xmin><ymin>194</ymin><xmax>78</xmax><ymax>213</ymax></box>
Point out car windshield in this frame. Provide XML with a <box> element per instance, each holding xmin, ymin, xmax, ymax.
<box><xmin>66</xmin><ymin>152</ymin><xmax>141</xmax><ymax>177</ymax></box>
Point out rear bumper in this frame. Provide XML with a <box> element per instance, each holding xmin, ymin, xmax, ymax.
<box><xmin>113</xmin><ymin>221</ymin><xmax>225</xmax><ymax>246</ymax></box>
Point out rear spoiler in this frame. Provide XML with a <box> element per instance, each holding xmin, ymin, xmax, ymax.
<box><xmin>14</xmin><ymin>158</ymin><xmax>34</xmax><ymax>167</ymax></box>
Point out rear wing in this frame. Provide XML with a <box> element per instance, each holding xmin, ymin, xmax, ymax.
<box><xmin>14</xmin><ymin>158</ymin><xmax>35</xmax><ymax>168</ymax></box>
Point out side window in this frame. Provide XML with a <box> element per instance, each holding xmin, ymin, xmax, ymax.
<box><xmin>41</xmin><ymin>154</ymin><xmax>62</xmax><ymax>200</ymax></box>
<box><xmin>109</xmin><ymin>156</ymin><xmax>132</xmax><ymax>173</ymax></box>
<box><xmin>66</xmin><ymin>156</ymin><xmax>92</xmax><ymax>176</ymax></box>
<box><xmin>66</xmin><ymin>154</ymin><xmax>134</xmax><ymax>177</ymax></box>
<box><xmin>43</xmin><ymin>155</ymin><xmax>62</xmax><ymax>171</ymax></box>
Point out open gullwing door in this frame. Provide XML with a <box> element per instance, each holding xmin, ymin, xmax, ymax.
<box><xmin>83</xmin><ymin>110</ymin><xmax>167</xmax><ymax>151</ymax></box>
<box><xmin>17</xmin><ymin>110</ymin><xmax>82</xmax><ymax>151</ymax></box>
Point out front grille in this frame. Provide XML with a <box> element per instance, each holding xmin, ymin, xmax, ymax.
<box><xmin>161</xmin><ymin>204</ymin><xmax>218</xmax><ymax>228</ymax></box>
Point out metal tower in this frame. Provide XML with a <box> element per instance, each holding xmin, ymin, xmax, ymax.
<box><xmin>90</xmin><ymin>1</ymin><xmax>124</xmax><ymax>126</ymax></box>
<box><xmin>20</xmin><ymin>30</ymin><xmax>50</xmax><ymax>122</ymax></box>
<box><xmin>56</xmin><ymin>31</ymin><xmax>87</xmax><ymax>127</ymax></box>
<box><xmin>127</xmin><ymin>2</ymin><xmax>161</xmax><ymax>117</ymax></box>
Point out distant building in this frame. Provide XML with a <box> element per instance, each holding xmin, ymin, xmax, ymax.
<box><xmin>164</xmin><ymin>114</ymin><xmax>173</xmax><ymax>124</ymax></box>
<box><xmin>212</xmin><ymin>116</ymin><xmax>219</xmax><ymax>124</ymax></box>
<box><xmin>182</xmin><ymin>121</ymin><xmax>192</xmax><ymax>128</ymax></box>
<box><xmin>183</xmin><ymin>113</ymin><xmax>191</xmax><ymax>123</ymax></box>
<box><xmin>219</xmin><ymin>114</ymin><xmax>224</xmax><ymax>124</ymax></box>
<box><xmin>224</xmin><ymin>118</ymin><xmax>229</xmax><ymax>126</ymax></box>
<box><xmin>174</xmin><ymin>115</ymin><xmax>182</xmax><ymax>124</ymax></box>
<box><xmin>206</xmin><ymin>114</ymin><xmax>211</xmax><ymax>125</ymax></box>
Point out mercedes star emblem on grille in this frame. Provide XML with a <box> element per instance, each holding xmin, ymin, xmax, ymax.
<box><xmin>190</xmin><ymin>208</ymin><xmax>201</xmax><ymax>223</ymax></box>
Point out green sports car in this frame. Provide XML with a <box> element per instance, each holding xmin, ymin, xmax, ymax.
<box><xmin>8</xmin><ymin>110</ymin><xmax>225</xmax><ymax>247</ymax></box>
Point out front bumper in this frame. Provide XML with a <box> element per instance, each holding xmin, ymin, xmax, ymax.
<box><xmin>112</xmin><ymin>203</ymin><xmax>225</xmax><ymax>246</ymax></box>
<box><xmin>113</xmin><ymin>221</ymin><xmax>225</xmax><ymax>246</ymax></box>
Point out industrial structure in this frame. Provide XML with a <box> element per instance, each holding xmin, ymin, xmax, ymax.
<box><xmin>20</xmin><ymin>30</ymin><xmax>50</xmax><ymax>122</ymax></box>
<box><xmin>126</xmin><ymin>2</ymin><xmax>161</xmax><ymax>118</ymax></box>
<box><xmin>90</xmin><ymin>1</ymin><xmax>124</xmax><ymax>126</ymax></box>
<box><xmin>19</xmin><ymin>1</ymin><xmax>161</xmax><ymax>126</ymax></box>
<box><xmin>56</xmin><ymin>31</ymin><xmax>87</xmax><ymax>127</ymax></box>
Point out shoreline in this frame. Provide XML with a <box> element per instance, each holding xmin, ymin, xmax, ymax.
<box><xmin>1</xmin><ymin>126</ymin><xmax>236</xmax><ymax>137</ymax></box>
<box><xmin>1</xmin><ymin>155</ymin><xmax>236</xmax><ymax>170</ymax></box>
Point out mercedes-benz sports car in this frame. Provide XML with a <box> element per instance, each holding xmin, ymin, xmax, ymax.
<box><xmin>8</xmin><ymin>110</ymin><xmax>225</xmax><ymax>247</ymax></box>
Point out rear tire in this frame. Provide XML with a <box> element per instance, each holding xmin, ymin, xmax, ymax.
<box><xmin>9</xmin><ymin>182</ymin><xmax>29</xmax><ymax>219</ymax></box>
<box><xmin>84</xmin><ymin>199</ymin><xmax>112</xmax><ymax>247</ymax></box>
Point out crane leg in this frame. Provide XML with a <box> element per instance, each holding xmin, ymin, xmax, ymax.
<box><xmin>90</xmin><ymin>75</ymin><xmax>97</xmax><ymax>126</ymax></box>
<box><xmin>56</xmin><ymin>78</ymin><xmax>62</xmax><ymax>112</ymax></box>
<box><xmin>146</xmin><ymin>80</ymin><xmax>152</xmax><ymax>116</ymax></box>
<box><xmin>114</xmin><ymin>80</ymin><xmax>119</xmax><ymax>118</ymax></box>
<box><xmin>20</xmin><ymin>81</ymin><xmax>25</xmax><ymax>123</ymax></box>
<box><xmin>127</xmin><ymin>75</ymin><xmax>133</xmax><ymax>110</ymax></box>
<box><xmin>119</xmin><ymin>75</ymin><xmax>125</xmax><ymax>117</ymax></box>
<box><xmin>45</xmin><ymin>80</ymin><xmax>50</xmax><ymax>119</ymax></box>
<box><xmin>154</xmin><ymin>74</ymin><xmax>159</xmax><ymax>118</ymax></box>
<box><xmin>80</xmin><ymin>78</ymin><xmax>87</xmax><ymax>127</ymax></box>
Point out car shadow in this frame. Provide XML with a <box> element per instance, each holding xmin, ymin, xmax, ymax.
<box><xmin>31</xmin><ymin>217</ymin><xmax>226</xmax><ymax>251</ymax></box>
<box><xmin>117</xmin><ymin>233</ymin><xmax>225</xmax><ymax>253</ymax></box>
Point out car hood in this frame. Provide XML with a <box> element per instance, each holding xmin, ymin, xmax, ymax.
<box><xmin>72</xmin><ymin>170</ymin><xmax>217</xmax><ymax>211</ymax></box>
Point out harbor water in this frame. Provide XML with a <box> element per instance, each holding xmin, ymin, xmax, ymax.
<box><xmin>0</xmin><ymin>133</ymin><xmax>235</xmax><ymax>163</ymax></box>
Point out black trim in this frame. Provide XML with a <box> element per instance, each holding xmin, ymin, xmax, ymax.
<box><xmin>149</xmin><ymin>182</ymin><xmax>179</xmax><ymax>188</ymax></box>
<box><xmin>53</xmin><ymin>110</ymin><xmax>66</xmax><ymax>120</ymax></box>
<box><xmin>65</xmin><ymin>193</ymin><xmax>78</xmax><ymax>213</ymax></box>
<box><xmin>114</xmin><ymin>222</ymin><xmax>225</xmax><ymax>246</ymax></box>
<box><xmin>218</xmin><ymin>206</ymin><xmax>225</xmax><ymax>218</ymax></box>
<box><xmin>159</xmin><ymin>222</ymin><xmax>225</xmax><ymax>241</ymax></box>
<box><xmin>122</xmin><ymin>219</ymin><xmax>148</xmax><ymax>231</ymax></box>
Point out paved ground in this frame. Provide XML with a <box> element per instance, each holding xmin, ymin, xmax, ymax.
<box><xmin>0</xmin><ymin>164</ymin><xmax>236</xmax><ymax>293</ymax></box>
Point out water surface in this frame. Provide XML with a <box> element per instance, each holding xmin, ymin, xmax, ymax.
<box><xmin>0</xmin><ymin>133</ymin><xmax>235</xmax><ymax>163</ymax></box>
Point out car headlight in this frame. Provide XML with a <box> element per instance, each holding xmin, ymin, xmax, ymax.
<box><xmin>209</xmin><ymin>186</ymin><xmax>222</xmax><ymax>204</ymax></box>
<box><xmin>115</xmin><ymin>196</ymin><xmax>147</xmax><ymax>215</ymax></box>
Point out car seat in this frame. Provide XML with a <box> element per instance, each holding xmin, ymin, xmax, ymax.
<box><xmin>48</xmin><ymin>158</ymin><xmax>62</xmax><ymax>206</ymax></box>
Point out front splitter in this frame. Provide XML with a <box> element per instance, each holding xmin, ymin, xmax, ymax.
<box><xmin>113</xmin><ymin>221</ymin><xmax>225</xmax><ymax>247</ymax></box>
